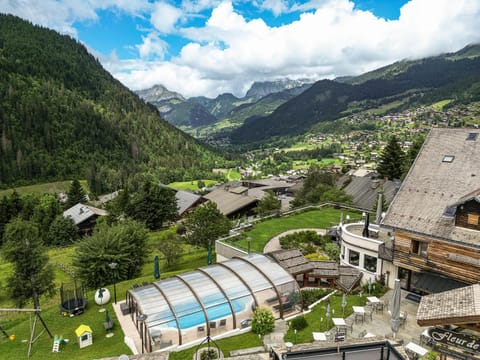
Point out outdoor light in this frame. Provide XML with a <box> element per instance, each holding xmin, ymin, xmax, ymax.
<box><xmin>108</xmin><ymin>262</ymin><xmax>118</xmax><ymax>304</ymax></box>
<box><xmin>246</xmin><ymin>237</ymin><xmax>252</xmax><ymax>254</ymax></box>
<box><xmin>137</xmin><ymin>314</ymin><xmax>148</xmax><ymax>354</ymax></box>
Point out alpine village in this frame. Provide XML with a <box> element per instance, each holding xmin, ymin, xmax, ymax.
<box><xmin>1</xmin><ymin>12</ymin><xmax>480</xmax><ymax>360</ymax></box>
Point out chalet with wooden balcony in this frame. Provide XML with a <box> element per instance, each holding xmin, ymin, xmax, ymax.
<box><xmin>382</xmin><ymin>128</ymin><xmax>480</xmax><ymax>294</ymax></box>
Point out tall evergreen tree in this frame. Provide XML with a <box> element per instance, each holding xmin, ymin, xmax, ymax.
<box><xmin>377</xmin><ymin>136</ymin><xmax>405</xmax><ymax>180</ymax></box>
<box><xmin>2</xmin><ymin>219</ymin><xmax>55</xmax><ymax>308</ymax></box>
<box><xmin>65</xmin><ymin>179</ymin><xmax>87</xmax><ymax>208</ymax></box>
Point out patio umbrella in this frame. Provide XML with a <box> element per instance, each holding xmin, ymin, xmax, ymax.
<box><xmin>207</xmin><ymin>243</ymin><xmax>213</xmax><ymax>265</ymax></box>
<box><xmin>368</xmin><ymin>278</ymin><xmax>372</xmax><ymax>294</ymax></box>
<box><xmin>326</xmin><ymin>302</ymin><xmax>331</xmax><ymax>328</ymax></box>
<box><xmin>341</xmin><ymin>293</ymin><xmax>347</xmax><ymax>315</ymax></box>
<box><xmin>153</xmin><ymin>255</ymin><xmax>160</xmax><ymax>280</ymax></box>
<box><xmin>390</xmin><ymin>279</ymin><xmax>402</xmax><ymax>339</ymax></box>
<box><xmin>362</xmin><ymin>213</ymin><xmax>370</xmax><ymax>238</ymax></box>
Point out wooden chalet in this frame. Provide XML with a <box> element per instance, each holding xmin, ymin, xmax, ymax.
<box><xmin>203</xmin><ymin>187</ymin><xmax>259</xmax><ymax>218</ymax></box>
<box><xmin>381</xmin><ymin>129</ymin><xmax>480</xmax><ymax>294</ymax></box>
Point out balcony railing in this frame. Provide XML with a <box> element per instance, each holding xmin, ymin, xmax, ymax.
<box><xmin>378</xmin><ymin>243</ymin><xmax>394</xmax><ymax>261</ymax></box>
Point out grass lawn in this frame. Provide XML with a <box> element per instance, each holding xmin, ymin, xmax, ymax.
<box><xmin>284</xmin><ymin>294</ymin><xmax>367</xmax><ymax>344</ymax></box>
<box><xmin>0</xmin><ymin>180</ymin><xmax>89</xmax><ymax>198</ymax></box>
<box><xmin>168</xmin><ymin>180</ymin><xmax>219</xmax><ymax>191</ymax></box>
<box><xmin>230</xmin><ymin>207</ymin><xmax>361</xmax><ymax>253</ymax></box>
<box><xmin>0</xmin><ymin>245</ymin><xmax>209</xmax><ymax>360</ymax></box>
<box><xmin>431</xmin><ymin>99</ymin><xmax>452</xmax><ymax>111</ymax></box>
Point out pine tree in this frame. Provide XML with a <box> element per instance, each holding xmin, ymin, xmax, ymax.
<box><xmin>377</xmin><ymin>136</ymin><xmax>405</xmax><ymax>180</ymax></box>
<box><xmin>2</xmin><ymin>219</ymin><xmax>55</xmax><ymax>308</ymax></box>
<box><xmin>65</xmin><ymin>179</ymin><xmax>87</xmax><ymax>208</ymax></box>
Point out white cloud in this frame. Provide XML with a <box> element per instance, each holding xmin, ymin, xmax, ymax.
<box><xmin>137</xmin><ymin>32</ymin><xmax>168</xmax><ymax>59</ymax></box>
<box><xmin>2</xmin><ymin>0</ymin><xmax>480</xmax><ymax>99</ymax></box>
<box><xmin>258</xmin><ymin>0</ymin><xmax>289</xmax><ymax>16</ymax></box>
<box><xmin>150</xmin><ymin>1</ymin><xmax>183</xmax><ymax>34</ymax></box>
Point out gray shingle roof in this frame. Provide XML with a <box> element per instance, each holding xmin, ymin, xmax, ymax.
<box><xmin>417</xmin><ymin>284</ymin><xmax>480</xmax><ymax>326</ymax></box>
<box><xmin>175</xmin><ymin>190</ymin><xmax>202</xmax><ymax>216</ymax></box>
<box><xmin>382</xmin><ymin>128</ymin><xmax>480</xmax><ymax>246</ymax></box>
<box><xmin>343</xmin><ymin>176</ymin><xmax>400</xmax><ymax>210</ymax></box>
<box><xmin>204</xmin><ymin>188</ymin><xmax>258</xmax><ymax>216</ymax></box>
<box><xmin>63</xmin><ymin>203</ymin><xmax>108</xmax><ymax>225</ymax></box>
<box><xmin>267</xmin><ymin>249</ymin><xmax>315</xmax><ymax>274</ymax></box>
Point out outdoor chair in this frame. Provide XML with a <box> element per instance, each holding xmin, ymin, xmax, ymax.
<box><xmin>358</xmin><ymin>330</ymin><xmax>367</xmax><ymax>338</ymax></box>
<box><xmin>345</xmin><ymin>318</ymin><xmax>354</xmax><ymax>333</ymax></box>
<box><xmin>383</xmin><ymin>298</ymin><xmax>389</xmax><ymax>311</ymax></box>
<box><xmin>364</xmin><ymin>307</ymin><xmax>374</xmax><ymax>321</ymax></box>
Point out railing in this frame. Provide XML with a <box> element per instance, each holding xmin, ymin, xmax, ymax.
<box><xmin>378</xmin><ymin>243</ymin><xmax>394</xmax><ymax>261</ymax></box>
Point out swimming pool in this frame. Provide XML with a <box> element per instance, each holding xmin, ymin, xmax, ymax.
<box><xmin>163</xmin><ymin>296</ymin><xmax>252</xmax><ymax>329</ymax></box>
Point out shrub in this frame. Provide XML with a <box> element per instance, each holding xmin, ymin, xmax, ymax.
<box><xmin>301</xmin><ymin>288</ymin><xmax>331</xmax><ymax>307</ymax></box>
<box><xmin>251</xmin><ymin>307</ymin><xmax>275</xmax><ymax>335</ymax></box>
<box><xmin>200</xmin><ymin>348</ymin><xmax>218</xmax><ymax>360</ymax></box>
<box><xmin>290</xmin><ymin>316</ymin><xmax>308</xmax><ymax>331</ymax></box>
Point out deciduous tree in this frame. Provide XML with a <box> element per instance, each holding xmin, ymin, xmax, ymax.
<box><xmin>184</xmin><ymin>202</ymin><xmax>231</xmax><ymax>249</ymax></box>
<box><xmin>73</xmin><ymin>220</ymin><xmax>148</xmax><ymax>289</ymax></box>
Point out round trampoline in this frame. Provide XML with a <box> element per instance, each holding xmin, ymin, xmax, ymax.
<box><xmin>59</xmin><ymin>282</ymin><xmax>87</xmax><ymax>316</ymax></box>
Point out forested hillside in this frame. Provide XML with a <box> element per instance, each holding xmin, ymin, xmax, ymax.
<box><xmin>0</xmin><ymin>14</ymin><xmax>221</xmax><ymax>190</ymax></box>
<box><xmin>231</xmin><ymin>46</ymin><xmax>480</xmax><ymax>144</ymax></box>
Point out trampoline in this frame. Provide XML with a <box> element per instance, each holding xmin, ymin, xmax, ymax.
<box><xmin>59</xmin><ymin>282</ymin><xmax>88</xmax><ymax>316</ymax></box>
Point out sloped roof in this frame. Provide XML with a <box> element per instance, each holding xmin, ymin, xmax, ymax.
<box><xmin>175</xmin><ymin>190</ymin><xmax>203</xmax><ymax>216</ymax></box>
<box><xmin>343</xmin><ymin>176</ymin><xmax>400</xmax><ymax>210</ymax></box>
<box><xmin>337</xmin><ymin>266</ymin><xmax>363</xmax><ymax>293</ymax></box>
<box><xmin>267</xmin><ymin>249</ymin><xmax>314</xmax><ymax>274</ymax></box>
<box><xmin>310</xmin><ymin>260</ymin><xmax>339</xmax><ymax>277</ymax></box>
<box><xmin>63</xmin><ymin>203</ymin><xmax>108</xmax><ymax>225</ymax></box>
<box><xmin>75</xmin><ymin>324</ymin><xmax>92</xmax><ymax>337</ymax></box>
<box><xmin>203</xmin><ymin>189</ymin><xmax>258</xmax><ymax>216</ymax></box>
<box><xmin>417</xmin><ymin>284</ymin><xmax>480</xmax><ymax>326</ymax></box>
<box><xmin>382</xmin><ymin>128</ymin><xmax>480</xmax><ymax>246</ymax></box>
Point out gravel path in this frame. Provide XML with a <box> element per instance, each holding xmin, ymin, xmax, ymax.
<box><xmin>263</xmin><ymin>228</ymin><xmax>327</xmax><ymax>253</ymax></box>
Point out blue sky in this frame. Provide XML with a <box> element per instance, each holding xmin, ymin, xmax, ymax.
<box><xmin>2</xmin><ymin>0</ymin><xmax>480</xmax><ymax>98</ymax></box>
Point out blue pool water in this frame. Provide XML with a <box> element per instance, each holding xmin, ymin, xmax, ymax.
<box><xmin>165</xmin><ymin>297</ymin><xmax>251</xmax><ymax>329</ymax></box>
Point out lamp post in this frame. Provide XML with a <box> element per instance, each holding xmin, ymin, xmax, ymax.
<box><xmin>109</xmin><ymin>262</ymin><xmax>118</xmax><ymax>304</ymax></box>
<box><xmin>137</xmin><ymin>314</ymin><xmax>148</xmax><ymax>354</ymax></box>
<box><xmin>246</xmin><ymin>237</ymin><xmax>252</xmax><ymax>254</ymax></box>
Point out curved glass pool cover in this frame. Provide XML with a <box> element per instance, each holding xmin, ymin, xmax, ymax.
<box><xmin>127</xmin><ymin>253</ymin><xmax>302</xmax><ymax>352</ymax></box>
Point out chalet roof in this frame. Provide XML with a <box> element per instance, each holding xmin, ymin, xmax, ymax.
<box><xmin>382</xmin><ymin>128</ymin><xmax>480</xmax><ymax>246</ymax></box>
<box><xmin>343</xmin><ymin>176</ymin><xmax>400</xmax><ymax>211</ymax></box>
<box><xmin>337</xmin><ymin>266</ymin><xmax>363</xmax><ymax>293</ymax></box>
<box><xmin>229</xmin><ymin>186</ymin><xmax>249</xmax><ymax>194</ymax></box>
<box><xmin>63</xmin><ymin>203</ymin><xmax>108</xmax><ymax>225</ymax></box>
<box><xmin>242</xmin><ymin>179</ymin><xmax>295</xmax><ymax>189</ymax></box>
<box><xmin>310</xmin><ymin>260</ymin><xmax>339</xmax><ymax>277</ymax></box>
<box><xmin>267</xmin><ymin>249</ymin><xmax>314</xmax><ymax>274</ymax></box>
<box><xmin>417</xmin><ymin>284</ymin><xmax>480</xmax><ymax>327</ymax></box>
<box><xmin>450</xmin><ymin>188</ymin><xmax>480</xmax><ymax>207</ymax></box>
<box><xmin>203</xmin><ymin>189</ymin><xmax>258</xmax><ymax>216</ymax></box>
<box><xmin>175</xmin><ymin>190</ymin><xmax>203</xmax><ymax>216</ymax></box>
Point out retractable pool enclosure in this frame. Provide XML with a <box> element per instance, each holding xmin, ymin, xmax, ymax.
<box><xmin>126</xmin><ymin>253</ymin><xmax>302</xmax><ymax>352</ymax></box>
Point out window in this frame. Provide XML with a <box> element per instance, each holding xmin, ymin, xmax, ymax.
<box><xmin>442</xmin><ymin>155</ymin><xmax>454</xmax><ymax>163</ymax></box>
<box><xmin>411</xmin><ymin>240</ymin><xmax>428</xmax><ymax>257</ymax></box>
<box><xmin>364</xmin><ymin>255</ymin><xmax>377</xmax><ymax>273</ymax></box>
<box><xmin>349</xmin><ymin>250</ymin><xmax>359</xmax><ymax>266</ymax></box>
<box><xmin>468</xmin><ymin>214</ymin><xmax>479</xmax><ymax>225</ymax></box>
<box><xmin>341</xmin><ymin>245</ymin><xmax>345</xmax><ymax>259</ymax></box>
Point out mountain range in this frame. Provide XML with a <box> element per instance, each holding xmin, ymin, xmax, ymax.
<box><xmin>139</xmin><ymin>45</ymin><xmax>480</xmax><ymax>145</ymax></box>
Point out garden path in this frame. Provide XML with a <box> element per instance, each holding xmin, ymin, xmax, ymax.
<box><xmin>263</xmin><ymin>228</ymin><xmax>326</xmax><ymax>253</ymax></box>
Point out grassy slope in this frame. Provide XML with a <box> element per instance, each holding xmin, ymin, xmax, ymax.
<box><xmin>168</xmin><ymin>180</ymin><xmax>219</xmax><ymax>191</ymax></box>
<box><xmin>0</xmin><ymin>180</ymin><xmax>89</xmax><ymax>197</ymax></box>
